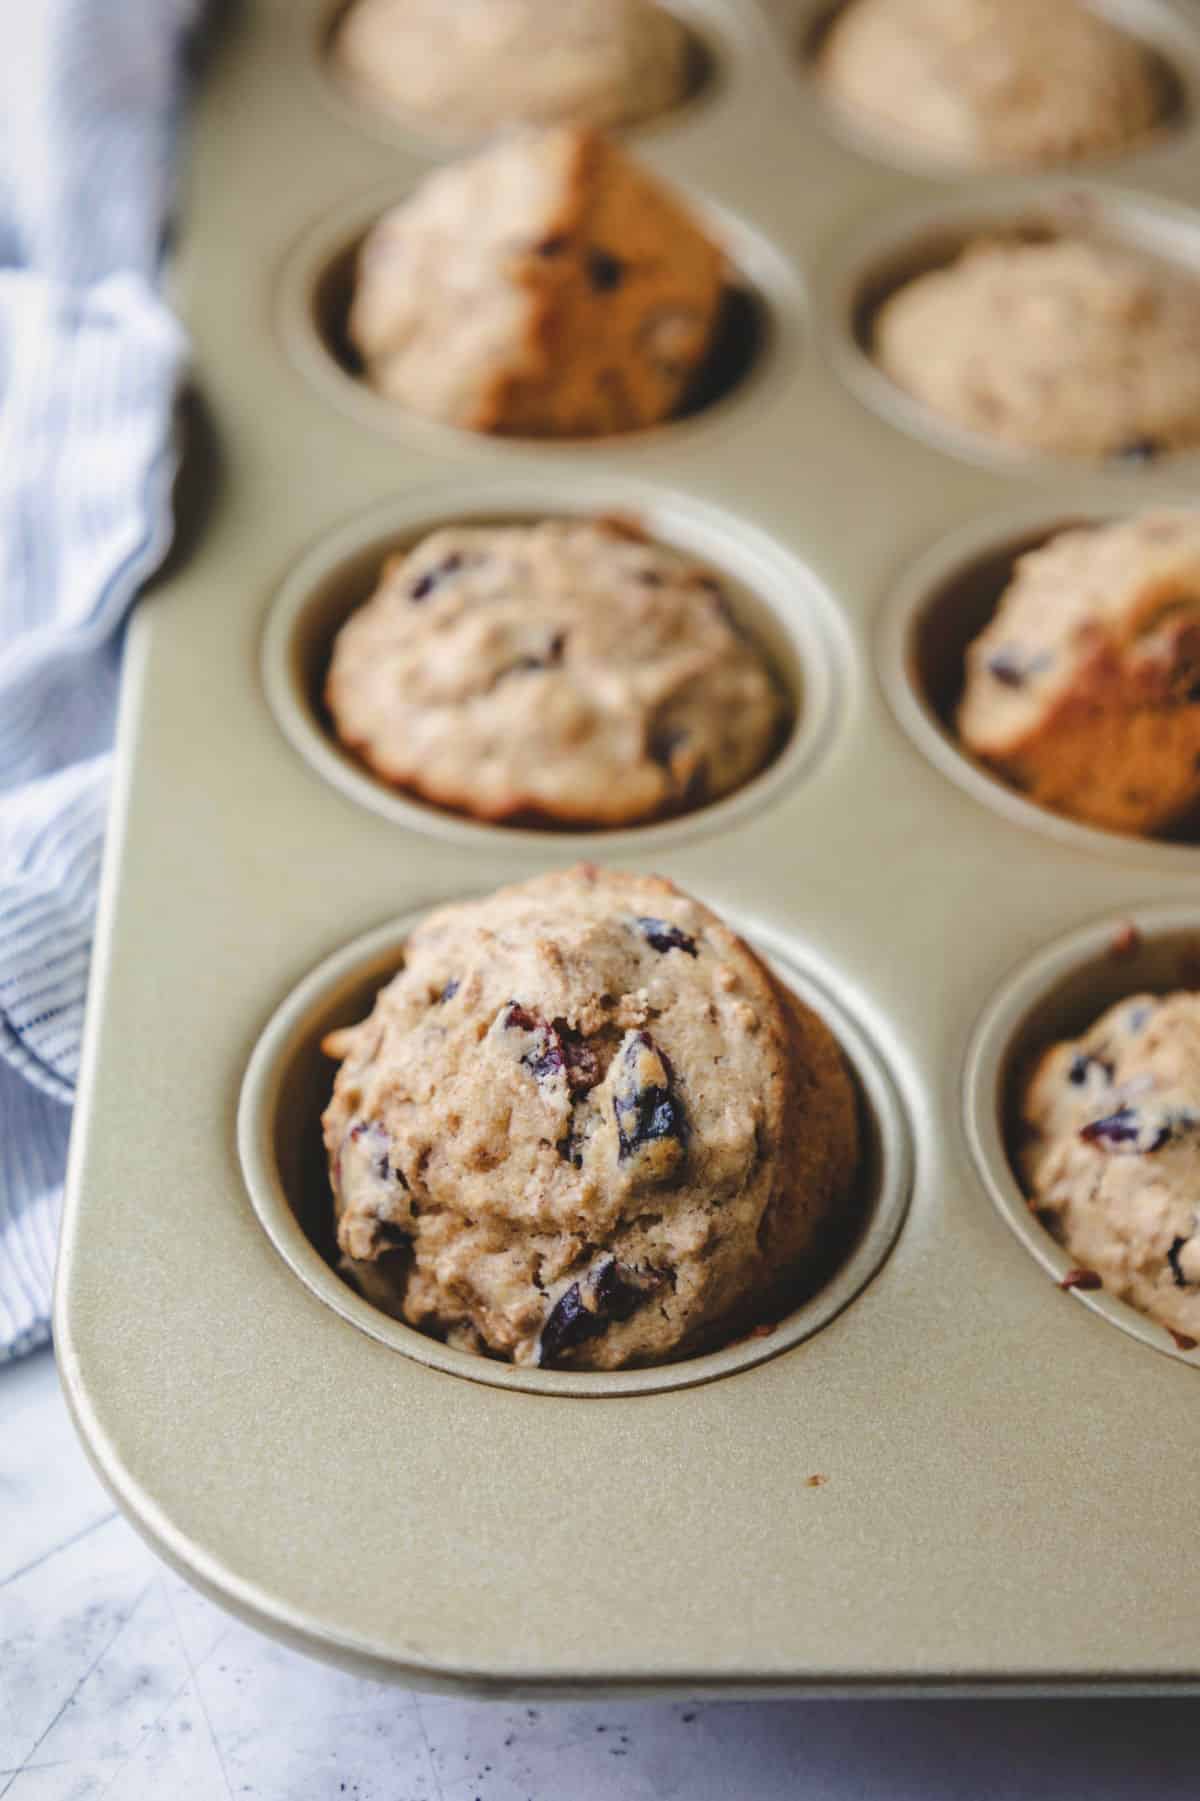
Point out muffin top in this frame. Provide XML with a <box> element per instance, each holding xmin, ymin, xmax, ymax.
<box><xmin>1022</xmin><ymin>990</ymin><xmax>1200</xmax><ymax>1344</ymax></box>
<box><xmin>325</xmin><ymin>518</ymin><xmax>788</xmax><ymax>829</ymax></box>
<box><xmin>322</xmin><ymin>865</ymin><xmax>860</xmax><ymax>1368</ymax></box>
<box><xmin>873</xmin><ymin>235</ymin><xmax>1200</xmax><ymax>459</ymax></box>
<box><xmin>818</xmin><ymin>0</ymin><xmax>1162</xmax><ymax>168</ymax></box>
<box><xmin>959</xmin><ymin>511</ymin><xmax>1200</xmax><ymax>754</ymax></box>
<box><xmin>334</xmin><ymin>0</ymin><xmax>694</xmax><ymax>138</ymax></box>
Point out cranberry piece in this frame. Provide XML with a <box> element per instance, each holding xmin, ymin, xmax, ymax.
<box><xmin>1113</xmin><ymin>437</ymin><xmax>1160</xmax><ymax>463</ymax></box>
<box><xmin>587</xmin><ymin>249</ymin><xmax>625</xmax><ymax>292</ymax></box>
<box><xmin>1168</xmin><ymin>1236</ymin><xmax>1196</xmax><ymax>1288</ymax></box>
<box><xmin>1068</xmin><ymin>1052</ymin><xmax>1113</xmax><ymax>1087</ymax></box>
<box><xmin>1079</xmin><ymin>1105</ymin><xmax>1183</xmax><ymax>1153</ymax></box>
<box><xmin>537</xmin><ymin>1280</ymin><xmax>591</xmax><ymax>1365</ymax></box>
<box><xmin>409</xmin><ymin>552</ymin><xmax>464</xmax><ymax>601</ymax></box>
<box><xmin>986</xmin><ymin>646</ymin><xmax>1053</xmax><ymax>688</ymax></box>
<box><xmin>503</xmin><ymin>1005</ymin><xmax>597</xmax><ymax>1092</ymax></box>
<box><xmin>635</xmin><ymin>916</ymin><xmax>698</xmax><ymax>958</ymax></box>
<box><xmin>613</xmin><ymin>1031</ymin><xmax>686</xmax><ymax>1177</ymax></box>
<box><xmin>647</xmin><ymin>725</ymin><xmax>687</xmax><ymax>768</ymax></box>
<box><xmin>536</xmin><ymin>1257</ymin><xmax>662</xmax><ymax>1366</ymax></box>
<box><xmin>1060</xmin><ymin>1268</ymin><xmax>1103</xmax><ymax>1291</ymax></box>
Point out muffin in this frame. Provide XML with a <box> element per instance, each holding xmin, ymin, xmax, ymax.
<box><xmin>1021</xmin><ymin>991</ymin><xmax>1200</xmax><ymax>1345</ymax></box>
<box><xmin>872</xmin><ymin>236</ymin><xmax>1200</xmax><ymax>460</ymax></box>
<box><xmin>816</xmin><ymin>0</ymin><xmax>1163</xmax><ymax>168</ymax></box>
<box><xmin>334</xmin><ymin>0</ymin><xmax>694</xmax><ymax>138</ymax></box>
<box><xmin>321</xmin><ymin>865</ymin><xmax>861</xmax><ymax>1369</ymax></box>
<box><xmin>325</xmin><ymin>517</ymin><xmax>787</xmax><ymax>828</ymax></box>
<box><xmin>347</xmin><ymin>127</ymin><xmax>727</xmax><ymax>437</ymax></box>
<box><xmin>958</xmin><ymin>511</ymin><xmax>1200</xmax><ymax>836</ymax></box>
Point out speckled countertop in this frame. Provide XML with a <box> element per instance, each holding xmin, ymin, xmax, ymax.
<box><xmin>1</xmin><ymin>1347</ymin><xmax>1196</xmax><ymax>1799</ymax></box>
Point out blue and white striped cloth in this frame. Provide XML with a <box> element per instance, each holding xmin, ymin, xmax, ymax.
<box><xmin>0</xmin><ymin>0</ymin><xmax>197</xmax><ymax>1360</ymax></box>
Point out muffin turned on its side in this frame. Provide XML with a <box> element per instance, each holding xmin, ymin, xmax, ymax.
<box><xmin>958</xmin><ymin>512</ymin><xmax>1200</xmax><ymax>836</ymax></box>
<box><xmin>321</xmin><ymin>866</ymin><xmax>861</xmax><ymax>1370</ymax></box>
<box><xmin>334</xmin><ymin>0</ymin><xmax>695</xmax><ymax>138</ymax></box>
<box><xmin>347</xmin><ymin>127</ymin><xmax>727</xmax><ymax>437</ymax></box>
<box><xmin>325</xmin><ymin>516</ymin><xmax>788</xmax><ymax>829</ymax></box>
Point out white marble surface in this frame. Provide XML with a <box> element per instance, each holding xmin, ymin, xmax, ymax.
<box><xmin>2</xmin><ymin>1349</ymin><xmax>1198</xmax><ymax>1800</ymax></box>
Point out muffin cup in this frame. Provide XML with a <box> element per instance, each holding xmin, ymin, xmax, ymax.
<box><xmin>875</xmin><ymin>498</ymin><xmax>1200</xmax><ymax>862</ymax></box>
<box><xmin>237</xmin><ymin>903</ymin><xmax>913</xmax><ymax>1397</ymax></box>
<box><xmin>823</xmin><ymin>181</ymin><xmax>1200</xmax><ymax>474</ymax></box>
<box><xmin>261</xmin><ymin>475</ymin><xmax>843</xmax><ymax>849</ymax></box>
<box><xmin>964</xmin><ymin>902</ymin><xmax>1200</xmax><ymax>1367</ymax></box>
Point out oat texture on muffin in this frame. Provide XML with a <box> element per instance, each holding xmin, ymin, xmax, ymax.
<box><xmin>347</xmin><ymin>127</ymin><xmax>727</xmax><ymax>436</ymax></box>
<box><xmin>1021</xmin><ymin>991</ymin><xmax>1200</xmax><ymax>1345</ymax></box>
<box><xmin>817</xmin><ymin>0</ymin><xmax>1162</xmax><ymax>168</ymax></box>
<box><xmin>321</xmin><ymin>866</ymin><xmax>860</xmax><ymax>1369</ymax></box>
<box><xmin>958</xmin><ymin>511</ymin><xmax>1200</xmax><ymax>836</ymax></box>
<box><xmin>325</xmin><ymin>517</ymin><xmax>788</xmax><ymax>828</ymax></box>
<box><xmin>873</xmin><ymin>236</ymin><xmax>1200</xmax><ymax>459</ymax></box>
<box><xmin>334</xmin><ymin>0</ymin><xmax>695</xmax><ymax>137</ymax></box>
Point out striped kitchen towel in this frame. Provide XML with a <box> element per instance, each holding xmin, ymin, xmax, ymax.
<box><xmin>0</xmin><ymin>0</ymin><xmax>198</xmax><ymax>1361</ymax></box>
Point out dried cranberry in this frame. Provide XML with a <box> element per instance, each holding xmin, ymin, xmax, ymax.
<box><xmin>503</xmin><ymin>1005</ymin><xmax>597</xmax><ymax>1090</ymax></box>
<box><xmin>613</xmin><ymin>1031</ymin><xmax>686</xmax><ymax>1173</ymax></box>
<box><xmin>647</xmin><ymin>725</ymin><xmax>687</xmax><ymax>768</ymax></box>
<box><xmin>409</xmin><ymin>552</ymin><xmax>464</xmax><ymax>601</ymax></box>
<box><xmin>1067</xmin><ymin>1052</ymin><xmax>1113</xmax><ymax>1087</ymax></box>
<box><xmin>537</xmin><ymin>1281</ymin><xmax>592</xmax><ymax>1365</ymax></box>
<box><xmin>635</xmin><ymin>916</ymin><xmax>698</xmax><ymax>958</ymax></box>
<box><xmin>536</xmin><ymin>1256</ymin><xmax>662</xmax><ymax>1366</ymax></box>
<box><xmin>1079</xmin><ymin>1105</ymin><xmax>1181</xmax><ymax>1153</ymax></box>
<box><xmin>1060</xmin><ymin>1268</ymin><xmax>1103</xmax><ymax>1291</ymax></box>
<box><xmin>1113</xmin><ymin>437</ymin><xmax>1160</xmax><ymax>463</ymax></box>
<box><xmin>1168</xmin><ymin>1236</ymin><xmax>1195</xmax><ymax>1289</ymax></box>
<box><xmin>986</xmin><ymin>646</ymin><xmax>1053</xmax><ymax>688</ymax></box>
<box><xmin>587</xmin><ymin>249</ymin><xmax>625</xmax><ymax>292</ymax></box>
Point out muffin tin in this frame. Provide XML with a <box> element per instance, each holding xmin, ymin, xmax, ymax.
<box><xmin>56</xmin><ymin>0</ymin><xmax>1200</xmax><ymax>1695</ymax></box>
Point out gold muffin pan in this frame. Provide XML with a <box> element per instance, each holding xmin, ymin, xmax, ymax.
<box><xmin>57</xmin><ymin>0</ymin><xmax>1200</xmax><ymax>1696</ymax></box>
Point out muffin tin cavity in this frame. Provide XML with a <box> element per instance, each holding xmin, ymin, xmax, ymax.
<box><xmin>312</xmin><ymin>0</ymin><xmax>724</xmax><ymax>156</ymax></box>
<box><xmin>877</xmin><ymin>503</ymin><xmax>1200</xmax><ymax>863</ymax></box>
<box><xmin>798</xmin><ymin>0</ymin><xmax>1195</xmax><ymax>180</ymax></box>
<box><xmin>237</xmin><ymin>907</ymin><xmax>913</xmax><ymax>1399</ymax></box>
<box><xmin>965</xmin><ymin>904</ymin><xmax>1200</xmax><ymax>1367</ymax></box>
<box><xmin>827</xmin><ymin>183</ymin><xmax>1200</xmax><ymax>473</ymax></box>
<box><xmin>261</xmin><ymin>479</ymin><xmax>842</xmax><ymax>850</ymax></box>
<box><xmin>278</xmin><ymin>187</ymin><xmax>793</xmax><ymax>450</ymax></box>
